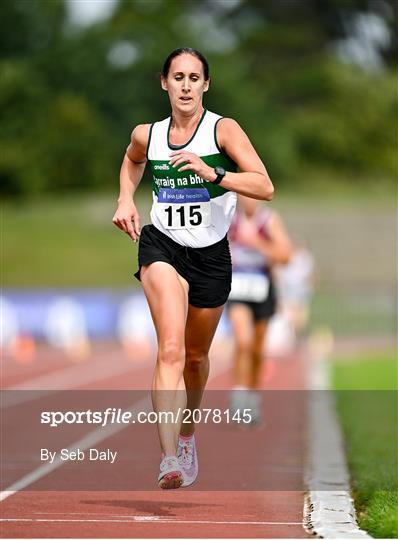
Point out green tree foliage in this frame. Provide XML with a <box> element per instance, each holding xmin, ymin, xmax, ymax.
<box><xmin>1</xmin><ymin>0</ymin><xmax>396</xmax><ymax>197</ymax></box>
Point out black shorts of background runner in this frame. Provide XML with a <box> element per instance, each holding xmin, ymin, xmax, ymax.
<box><xmin>134</xmin><ymin>224</ymin><xmax>232</xmax><ymax>308</ymax></box>
<box><xmin>227</xmin><ymin>281</ymin><xmax>277</xmax><ymax>322</ymax></box>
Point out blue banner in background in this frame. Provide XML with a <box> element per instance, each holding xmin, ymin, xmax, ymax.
<box><xmin>1</xmin><ymin>289</ymin><xmax>232</xmax><ymax>342</ymax></box>
<box><xmin>2</xmin><ymin>290</ymin><xmax>126</xmax><ymax>340</ymax></box>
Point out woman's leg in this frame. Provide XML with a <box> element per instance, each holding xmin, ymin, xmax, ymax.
<box><xmin>228</xmin><ymin>303</ymin><xmax>254</xmax><ymax>388</ymax></box>
<box><xmin>140</xmin><ymin>261</ymin><xmax>189</xmax><ymax>457</ymax></box>
<box><xmin>251</xmin><ymin>319</ymin><xmax>268</xmax><ymax>389</ymax></box>
<box><xmin>243</xmin><ymin>318</ymin><xmax>268</xmax><ymax>425</ymax></box>
<box><xmin>180</xmin><ymin>304</ymin><xmax>224</xmax><ymax>436</ymax></box>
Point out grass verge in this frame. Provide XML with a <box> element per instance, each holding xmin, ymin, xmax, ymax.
<box><xmin>332</xmin><ymin>353</ymin><xmax>398</xmax><ymax>538</ymax></box>
<box><xmin>2</xmin><ymin>193</ymin><xmax>146</xmax><ymax>287</ymax></box>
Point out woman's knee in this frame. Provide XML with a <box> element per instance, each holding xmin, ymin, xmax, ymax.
<box><xmin>158</xmin><ymin>340</ymin><xmax>185</xmax><ymax>367</ymax></box>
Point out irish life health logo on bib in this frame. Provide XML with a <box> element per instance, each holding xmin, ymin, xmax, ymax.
<box><xmin>158</xmin><ymin>188</ymin><xmax>211</xmax><ymax>230</ymax></box>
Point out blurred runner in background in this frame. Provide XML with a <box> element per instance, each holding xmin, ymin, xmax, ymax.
<box><xmin>227</xmin><ymin>195</ymin><xmax>292</xmax><ymax>426</ymax></box>
<box><xmin>275</xmin><ymin>238</ymin><xmax>315</xmax><ymax>337</ymax></box>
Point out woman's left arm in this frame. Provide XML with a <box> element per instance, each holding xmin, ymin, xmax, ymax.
<box><xmin>215</xmin><ymin>118</ymin><xmax>274</xmax><ymax>200</ymax></box>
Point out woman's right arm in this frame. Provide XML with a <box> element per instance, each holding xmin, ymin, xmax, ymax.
<box><xmin>112</xmin><ymin>124</ymin><xmax>150</xmax><ymax>242</ymax></box>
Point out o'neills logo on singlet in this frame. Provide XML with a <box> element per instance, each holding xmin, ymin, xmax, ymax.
<box><xmin>153</xmin><ymin>164</ymin><xmax>170</xmax><ymax>171</ymax></box>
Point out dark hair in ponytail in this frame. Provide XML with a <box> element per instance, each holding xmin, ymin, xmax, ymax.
<box><xmin>161</xmin><ymin>47</ymin><xmax>210</xmax><ymax>80</ymax></box>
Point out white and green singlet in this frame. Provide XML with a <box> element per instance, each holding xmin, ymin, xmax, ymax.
<box><xmin>147</xmin><ymin>109</ymin><xmax>237</xmax><ymax>248</ymax></box>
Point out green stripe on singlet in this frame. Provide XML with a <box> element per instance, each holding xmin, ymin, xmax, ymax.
<box><xmin>149</xmin><ymin>153</ymin><xmax>237</xmax><ymax>198</ymax></box>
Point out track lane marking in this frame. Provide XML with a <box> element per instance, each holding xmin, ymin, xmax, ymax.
<box><xmin>0</xmin><ymin>517</ymin><xmax>302</xmax><ymax>525</ymax></box>
<box><xmin>0</xmin><ymin>394</ymin><xmax>151</xmax><ymax>502</ymax></box>
<box><xmin>1</xmin><ymin>356</ymin><xmax>230</xmax><ymax>502</ymax></box>
<box><xmin>304</xmin><ymin>342</ymin><xmax>372</xmax><ymax>538</ymax></box>
<box><xmin>2</xmin><ymin>351</ymin><xmax>144</xmax><ymax>409</ymax></box>
<box><xmin>3</xmin><ymin>346</ymin><xmax>122</xmax><ymax>385</ymax></box>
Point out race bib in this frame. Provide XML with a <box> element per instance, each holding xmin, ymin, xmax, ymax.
<box><xmin>229</xmin><ymin>271</ymin><xmax>270</xmax><ymax>302</ymax></box>
<box><xmin>158</xmin><ymin>188</ymin><xmax>211</xmax><ymax>230</ymax></box>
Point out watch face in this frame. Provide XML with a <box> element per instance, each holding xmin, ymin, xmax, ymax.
<box><xmin>215</xmin><ymin>166</ymin><xmax>226</xmax><ymax>176</ymax></box>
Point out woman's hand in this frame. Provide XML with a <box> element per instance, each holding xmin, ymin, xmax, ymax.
<box><xmin>112</xmin><ymin>200</ymin><xmax>141</xmax><ymax>242</ymax></box>
<box><xmin>169</xmin><ymin>151</ymin><xmax>216</xmax><ymax>182</ymax></box>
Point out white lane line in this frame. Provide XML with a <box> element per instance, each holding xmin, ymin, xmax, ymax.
<box><xmin>3</xmin><ymin>346</ymin><xmax>121</xmax><ymax>387</ymax></box>
<box><xmin>303</xmin><ymin>348</ymin><xmax>372</xmax><ymax>539</ymax></box>
<box><xmin>0</xmin><ymin>356</ymin><xmax>230</xmax><ymax>503</ymax></box>
<box><xmin>0</xmin><ymin>394</ymin><xmax>150</xmax><ymax>503</ymax></box>
<box><xmin>2</xmin><ymin>351</ymin><xmax>142</xmax><ymax>409</ymax></box>
<box><xmin>0</xmin><ymin>517</ymin><xmax>302</xmax><ymax>525</ymax></box>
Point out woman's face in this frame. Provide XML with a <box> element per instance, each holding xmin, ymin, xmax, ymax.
<box><xmin>161</xmin><ymin>53</ymin><xmax>209</xmax><ymax>115</ymax></box>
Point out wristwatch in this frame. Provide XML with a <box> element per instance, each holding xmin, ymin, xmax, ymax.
<box><xmin>213</xmin><ymin>166</ymin><xmax>226</xmax><ymax>185</ymax></box>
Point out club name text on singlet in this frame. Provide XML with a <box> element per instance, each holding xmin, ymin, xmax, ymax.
<box><xmin>147</xmin><ymin>109</ymin><xmax>237</xmax><ymax>248</ymax></box>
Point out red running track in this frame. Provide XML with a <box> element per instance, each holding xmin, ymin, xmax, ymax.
<box><xmin>1</xmin><ymin>339</ymin><xmax>310</xmax><ymax>538</ymax></box>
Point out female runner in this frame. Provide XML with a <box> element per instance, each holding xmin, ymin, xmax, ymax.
<box><xmin>228</xmin><ymin>195</ymin><xmax>292</xmax><ymax>425</ymax></box>
<box><xmin>113</xmin><ymin>47</ymin><xmax>274</xmax><ymax>489</ymax></box>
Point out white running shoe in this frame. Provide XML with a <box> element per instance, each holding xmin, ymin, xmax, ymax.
<box><xmin>246</xmin><ymin>390</ymin><xmax>265</xmax><ymax>427</ymax></box>
<box><xmin>158</xmin><ymin>456</ymin><xmax>183</xmax><ymax>489</ymax></box>
<box><xmin>177</xmin><ymin>435</ymin><xmax>198</xmax><ymax>487</ymax></box>
<box><xmin>229</xmin><ymin>388</ymin><xmax>250</xmax><ymax>422</ymax></box>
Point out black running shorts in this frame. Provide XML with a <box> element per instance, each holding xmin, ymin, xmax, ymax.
<box><xmin>134</xmin><ymin>224</ymin><xmax>232</xmax><ymax>308</ymax></box>
<box><xmin>227</xmin><ymin>281</ymin><xmax>277</xmax><ymax>321</ymax></box>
